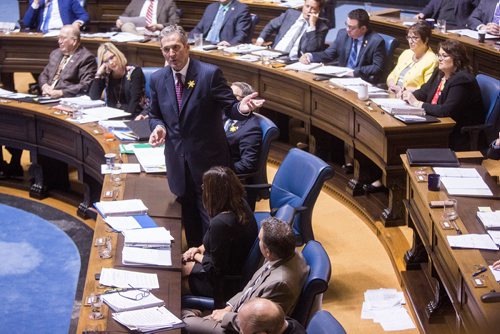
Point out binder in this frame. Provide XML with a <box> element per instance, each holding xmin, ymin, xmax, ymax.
<box><xmin>407</xmin><ymin>148</ymin><xmax>460</xmax><ymax>167</ymax></box>
<box><xmin>125</xmin><ymin>119</ymin><xmax>152</xmax><ymax>141</ymax></box>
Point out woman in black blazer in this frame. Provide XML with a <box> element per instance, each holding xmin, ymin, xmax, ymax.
<box><xmin>181</xmin><ymin>166</ymin><xmax>258</xmax><ymax>308</ymax></box>
<box><xmin>402</xmin><ymin>39</ymin><xmax>485</xmax><ymax>151</ymax></box>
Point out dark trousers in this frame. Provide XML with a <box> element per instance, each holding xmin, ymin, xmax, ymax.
<box><xmin>181</xmin><ymin>163</ymin><xmax>210</xmax><ymax>248</ymax></box>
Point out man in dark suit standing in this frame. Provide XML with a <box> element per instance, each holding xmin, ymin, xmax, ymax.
<box><xmin>188</xmin><ymin>0</ymin><xmax>251</xmax><ymax>46</ymax></box>
<box><xmin>116</xmin><ymin>0</ymin><xmax>179</xmax><ymax>33</ymax></box>
<box><xmin>467</xmin><ymin>0</ymin><xmax>500</xmax><ymax>35</ymax></box>
<box><xmin>256</xmin><ymin>0</ymin><xmax>329</xmax><ymax>60</ymax></box>
<box><xmin>148</xmin><ymin>25</ymin><xmax>264</xmax><ymax>247</ymax></box>
<box><xmin>300</xmin><ymin>8</ymin><xmax>385</xmax><ymax>84</ymax></box>
<box><xmin>22</xmin><ymin>0</ymin><xmax>89</xmax><ymax>32</ymax></box>
<box><xmin>225</xmin><ymin>82</ymin><xmax>262</xmax><ymax>175</ymax></box>
<box><xmin>38</xmin><ymin>25</ymin><xmax>96</xmax><ymax>98</ymax></box>
<box><xmin>182</xmin><ymin>217</ymin><xmax>308</xmax><ymax>333</ymax></box>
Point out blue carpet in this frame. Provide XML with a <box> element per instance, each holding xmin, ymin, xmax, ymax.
<box><xmin>0</xmin><ymin>204</ymin><xmax>81</xmax><ymax>334</ymax></box>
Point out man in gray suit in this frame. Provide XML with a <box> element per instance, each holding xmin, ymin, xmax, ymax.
<box><xmin>39</xmin><ymin>25</ymin><xmax>96</xmax><ymax>98</ymax></box>
<box><xmin>467</xmin><ymin>0</ymin><xmax>500</xmax><ymax>35</ymax></box>
<box><xmin>116</xmin><ymin>0</ymin><xmax>179</xmax><ymax>33</ymax></box>
<box><xmin>182</xmin><ymin>217</ymin><xmax>309</xmax><ymax>333</ymax></box>
<box><xmin>256</xmin><ymin>0</ymin><xmax>329</xmax><ymax>60</ymax></box>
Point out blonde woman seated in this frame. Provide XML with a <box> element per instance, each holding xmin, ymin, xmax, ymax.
<box><xmin>89</xmin><ymin>42</ymin><xmax>146</xmax><ymax>119</ymax></box>
<box><xmin>387</xmin><ymin>21</ymin><xmax>438</xmax><ymax>95</ymax></box>
<box><xmin>182</xmin><ymin>166</ymin><xmax>258</xmax><ymax>308</ymax></box>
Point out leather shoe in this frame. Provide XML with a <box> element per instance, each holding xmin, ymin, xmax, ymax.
<box><xmin>342</xmin><ymin>163</ymin><xmax>354</xmax><ymax>174</ymax></box>
<box><xmin>363</xmin><ymin>183</ymin><xmax>385</xmax><ymax>194</ymax></box>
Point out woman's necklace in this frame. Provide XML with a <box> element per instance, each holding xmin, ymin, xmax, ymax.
<box><xmin>115</xmin><ymin>75</ymin><xmax>124</xmax><ymax>109</ymax></box>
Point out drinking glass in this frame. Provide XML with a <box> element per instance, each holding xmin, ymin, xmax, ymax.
<box><xmin>443</xmin><ymin>199</ymin><xmax>458</xmax><ymax>222</ymax></box>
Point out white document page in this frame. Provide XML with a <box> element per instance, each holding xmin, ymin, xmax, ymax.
<box><xmin>133</xmin><ymin>147</ymin><xmax>166</xmax><ymax>173</ymax></box>
<box><xmin>104</xmin><ymin>216</ymin><xmax>142</xmax><ymax>231</ymax></box>
<box><xmin>112</xmin><ymin>306</ymin><xmax>183</xmax><ymax>331</ymax></box>
<box><xmin>448</xmin><ymin>29</ymin><xmax>499</xmax><ymax>40</ymax></box>
<box><xmin>99</xmin><ymin>268</ymin><xmax>159</xmax><ymax>289</ymax></box>
<box><xmin>477</xmin><ymin>211</ymin><xmax>500</xmax><ymax>229</ymax></box>
<box><xmin>377</xmin><ymin>308</ymin><xmax>416</xmax><ymax>331</ymax></box>
<box><xmin>60</xmin><ymin>95</ymin><xmax>105</xmax><ymax>108</ymax></box>
<box><xmin>284</xmin><ymin>62</ymin><xmax>322</xmax><ymax>72</ymax></box>
<box><xmin>223</xmin><ymin>44</ymin><xmax>267</xmax><ymax>54</ymax></box>
<box><xmin>235</xmin><ymin>54</ymin><xmax>260</xmax><ymax>62</ymax></box>
<box><xmin>95</xmin><ymin>199</ymin><xmax>148</xmax><ymax>217</ymax></box>
<box><xmin>101</xmin><ymin>163</ymin><xmax>141</xmax><ymax>174</ymax></box>
<box><xmin>310</xmin><ymin>65</ymin><xmax>351</xmax><ymax>75</ymax></box>
<box><xmin>122</xmin><ymin>247</ymin><xmax>172</xmax><ymax>267</ymax></box>
<box><xmin>251</xmin><ymin>50</ymin><xmax>283</xmax><ymax>58</ymax></box>
<box><xmin>102</xmin><ymin>289</ymin><xmax>164</xmax><ymax>312</ymax></box>
<box><xmin>447</xmin><ymin>234</ymin><xmax>499</xmax><ymax>250</ymax></box>
<box><xmin>98</xmin><ymin>120</ymin><xmax>128</xmax><ymax>129</ymax></box>
<box><xmin>488</xmin><ymin>231</ymin><xmax>500</xmax><ymax>246</ymax></box>
<box><xmin>122</xmin><ymin>227</ymin><xmax>173</xmax><ymax>245</ymax></box>
<box><xmin>489</xmin><ymin>266</ymin><xmax>500</xmax><ymax>282</ymax></box>
<box><xmin>433</xmin><ymin>167</ymin><xmax>481</xmax><ymax>178</ymax></box>
<box><xmin>111</xmin><ymin>32</ymin><xmax>146</xmax><ymax>43</ymax></box>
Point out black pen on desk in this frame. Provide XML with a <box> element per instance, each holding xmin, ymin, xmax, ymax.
<box><xmin>472</xmin><ymin>267</ymin><xmax>487</xmax><ymax>277</ymax></box>
<box><xmin>451</xmin><ymin>220</ymin><xmax>462</xmax><ymax>235</ymax></box>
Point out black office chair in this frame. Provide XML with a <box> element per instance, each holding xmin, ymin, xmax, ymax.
<box><xmin>375</xmin><ymin>33</ymin><xmax>399</xmax><ymax>85</ymax></box>
<box><xmin>142</xmin><ymin>67</ymin><xmax>163</xmax><ymax>99</ymax></box>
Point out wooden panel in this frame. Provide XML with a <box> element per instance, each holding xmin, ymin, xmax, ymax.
<box><xmin>0</xmin><ymin>107</ymin><xmax>36</xmax><ymax>144</ymax></box>
<box><xmin>82</xmin><ymin>135</ymin><xmax>105</xmax><ymax>180</ymax></box>
<box><xmin>355</xmin><ymin>112</ymin><xmax>384</xmax><ymax>159</ymax></box>
<box><xmin>432</xmin><ymin>228</ymin><xmax>461</xmax><ymax>306</ymax></box>
<box><xmin>37</xmin><ymin>118</ymin><xmax>83</xmax><ymax>160</ymax></box>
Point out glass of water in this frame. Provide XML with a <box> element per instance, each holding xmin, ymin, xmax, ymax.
<box><xmin>443</xmin><ymin>199</ymin><xmax>458</xmax><ymax>222</ymax></box>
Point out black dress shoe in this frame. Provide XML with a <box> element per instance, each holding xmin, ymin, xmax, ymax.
<box><xmin>363</xmin><ymin>183</ymin><xmax>385</xmax><ymax>194</ymax></box>
<box><xmin>342</xmin><ymin>164</ymin><xmax>354</xmax><ymax>174</ymax></box>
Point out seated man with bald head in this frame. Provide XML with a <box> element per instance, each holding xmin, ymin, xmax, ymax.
<box><xmin>238</xmin><ymin>298</ymin><xmax>306</xmax><ymax>334</ymax></box>
<box><xmin>39</xmin><ymin>25</ymin><xmax>96</xmax><ymax>98</ymax></box>
<box><xmin>182</xmin><ymin>217</ymin><xmax>309</xmax><ymax>333</ymax></box>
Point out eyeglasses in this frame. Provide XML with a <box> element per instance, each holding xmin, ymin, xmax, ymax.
<box><xmin>118</xmin><ymin>288</ymin><xmax>150</xmax><ymax>301</ymax></box>
<box><xmin>437</xmin><ymin>53</ymin><xmax>450</xmax><ymax>60</ymax></box>
<box><xmin>406</xmin><ymin>35</ymin><xmax>420</xmax><ymax>42</ymax></box>
<box><xmin>345</xmin><ymin>22</ymin><xmax>359</xmax><ymax>31</ymax></box>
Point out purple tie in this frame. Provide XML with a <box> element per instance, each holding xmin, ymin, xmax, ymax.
<box><xmin>175</xmin><ymin>72</ymin><xmax>183</xmax><ymax>112</ymax></box>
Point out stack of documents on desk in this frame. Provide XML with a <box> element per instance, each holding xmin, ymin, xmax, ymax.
<box><xmin>448</xmin><ymin>29</ymin><xmax>499</xmax><ymax>40</ymax></box>
<box><xmin>101</xmin><ymin>289</ymin><xmax>164</xmax><ymax>312</ymax></box>
<box><xmin>60</xmin><ymin>96</ymin><xmax>105</xmax><ymax>109</ymax></box>
<box><xmin>477</xmin><ymin>211</ymin><xmax>500</xmax><ymax>246</ymax></box>
<box><xmin>121</xmin><ymin>227</ymin><xmax>173</xmax><ymax>267</ymax></box>
<box><xmin>284</xmin><ymin>62</ymin><xmax>322</xmax><ymax>72</ymax></box>
<box><xmin>447</xmin><ymin>234</ymin><xmax>499</xmax><ymax>250</ymax></box>
<box><xmin>95</xmin><ymin>199</ymin><xmax>148</xmax><ymax>217</ymax></box>
<box><xmin>101</xmin><ymin>163</ymin><xmax>141</xmax><ymax>174</ymax></box>
<box><xmin>433</xmin><ymin>167</ymin><xmax>493</xmax><ymax>196</ymax></box>
<box><xmin>329</xmin><ymin>78</ymin><xmax>389</xmax><ymax>97</ymax></box>
<box><xmin>112</xmin><ymin>306</ymin><xmax>184</xmax><ymax>332</ymax></box>
<box><xmin>371</xmin><ymin>98</ymin><xmax>425</xmax><ymax>115</ymax></box>
<box><xmin>99</xmin><ymin>268</ymin><xmax>159</xmax><ymax>289</ymax></box>
<box><xmin>104</xmin><ymin>214</ymin><xmax>158</xmax><ymax>232</ymax></box>
<box><xmin>111</xmin><ymin>32</ymin><xmax>146</xmax><ymax>43</ymax></box>
<box><xmin>0</xmin><ymin>88</ymin><xmax>36</xmax><ymax>100</ymax></box>
<box><xmin>133</xmin><ymin>147</ymin><xmax>166</xmax><ymax>173</ymax></box>
<box><xmin>310</xmin><ymin>65</ymin><xmax>351</xmax><ymax>76</ymax></box>
<box><xmin>361</xmin><ymin>288</ymin><xmax>415</xmax><ymax>331</ymax></box>
<box><xmin>223</xmin><ymin>44</ymin><xmax>267</xmax><ymax>54</ymax></box>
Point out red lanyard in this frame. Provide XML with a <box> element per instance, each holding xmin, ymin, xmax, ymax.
<box><xmin>431</xmin><ymin>77</ymin><xmax>446</xmax><ymax>105</ymax></box>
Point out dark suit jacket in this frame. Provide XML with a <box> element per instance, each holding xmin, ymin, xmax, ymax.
<box><xmin>38</xmin><ymin>46</ymin><xmax>96</xmax><ymax>97</ymax></box>
<box><xmin>121</xmin><ymin>0</ymin><xmax>179</xmax><ymax>26</ymax></box>
<box><xmin>148</xmin><ymin>58</ymin><xmax>247</xmax><ymax>197</ymax></box>
<box><xmin>467</xmin><ymin>0</ymin><xmax>498</xmax><ymax>30</ymax></box>
<box><xmin>224</xmin><ymin>115</ymin><xmax>262</xmax><ymax>175</ymax></box>
<box><xmin>258</xmin><ymin>9</ymin><xmax>329</xmax><ymax>54</ymax></box>
<box><xmin>189</xmin><ymin>0</ymin><xmax>251</xmax><ymax>45</ymax></box>
<box><xmin>221</xmin><ymin>252</ymin><xmax>309</xmax><ymax>332</ymax></box>
<box><xmin>421</xmin><ymin>0</ymin><xmax>479</xmax><ymax>28</ymax></box>
<box><xmin>23</xmin><ymin>0</ymin><xmax>89</xmax><ymax>30</ymax></box>
<box><xmin>310</xmin><ymin>29</ymin><xmax>386</xmax><ymax>84</ymax></box>
<box><xmin>414</xmin><ymin>69</ymin><xmax>485</xmax><ymax>150</ymax></box>
<box><xmin>487</xmin><ymin>140</ymin><xmax>500</xmax><ymax>160</ymax></box>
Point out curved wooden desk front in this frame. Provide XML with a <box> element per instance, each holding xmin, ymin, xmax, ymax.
<box><xmin>0</xmin><ymin>100</ymin><xmax>182</xmax><ymax>333</ymax></box>
<box><xmin>0</xmin><ymin>32</ymin><xmax>455</xmax><ymax>224</ymax></box>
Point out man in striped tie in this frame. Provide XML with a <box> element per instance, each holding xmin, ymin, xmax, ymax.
<box><xmin>300</xmin><ymin>8</ymin><xmax>386</xmax><ymax>84</ymax></box>
<box><xmin>182</xmin><ymin>217</ymin><xmax>308</xmax><ymax>333</ymax></box>
<box><xmin>116</xmin><ymin>0</ymin><xmax>179</xmax><ymax>34</ymax></box>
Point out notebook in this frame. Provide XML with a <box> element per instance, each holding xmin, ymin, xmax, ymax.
<box><xmin>407</xmin><ymin>148</ymin><xmax>459</xmax><ymax>167</ymax></box>
<box><xmin>125</xmin><ymin>120</ymin><xmax>152</xmax><ymax>141</ymax></box>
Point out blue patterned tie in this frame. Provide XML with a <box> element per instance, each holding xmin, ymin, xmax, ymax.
<box><xmin>347</xmin><ymin>39</ymin><xmax>358</xmax><ymax>69</ymax></box>
<box><xmin>41</xmin><ymin>0</ymin><xmax>53</xmax><ymax>33</ymax></box>
<box><xmin>206</xmin><ymin>6</ymin><xmax>226</xmax><ymax>44</ymax></box>
<box><xmin>493</xmin><ymin>1</ymin><xmax>500</xmax><ymax>25</ymax></box>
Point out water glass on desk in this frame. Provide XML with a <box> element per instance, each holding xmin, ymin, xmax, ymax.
<box><xmin>443</xmin><ymin>199</ymin><xmax>458</xmax><ymax>222</ymax></box>
<box><xmin>437</xmin><ymin>19</ymin><xmax>447</xmax><ymax>33</ymax></box>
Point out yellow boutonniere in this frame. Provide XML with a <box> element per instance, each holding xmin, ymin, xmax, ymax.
<box><xmin>187</xmin><ymin>80</ymin><xmax>196</xmax><ymax>89</ymax></box>
<box><xmin>229</xmin><ymin>125</ymin><xmax>238</xmax><ymax>132</ymax></box>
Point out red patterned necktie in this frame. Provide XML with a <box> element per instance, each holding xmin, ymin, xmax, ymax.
<box><xmin>175</xmin><ymin>72</ymin><xmax>183</xmax><ymax>112</ymax></box>
<box><xmin>145</xmin><ymin>0</ymin><xmax>154</xmax><ymax>25</ymax></box>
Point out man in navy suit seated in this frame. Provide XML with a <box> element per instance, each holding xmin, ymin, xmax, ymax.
<box><xmin>22</xmin><ymin>0</ymin><xmax>89</xmax><ymax>32</ymax></box>
<box><xmin>224</xmin><ymin>82</ymin><xmax>262</xmax><ymax>175</ymax></box>
<box><xmin>188</xmin><ymin>0</ymin><xmax>251</xmax><ymax>47</ymax></box>
<box><xmin>148</xmin><ymin>25</ymin><xmax>264</xmax><ymax>247</ymax></box>
<box><xmin>467</xmin><ymin>0</ymin><xmax>500</xmax><ymax>36</ymax></box>
<box><xmin>300</xmin><ymin>8</ymin><xmax>385</xmax><ymax>84</ymax></box>
<box><xmin>256</xmin><ymin>0</ymin><xmax>329</xmax><ymax>60</ymax></box>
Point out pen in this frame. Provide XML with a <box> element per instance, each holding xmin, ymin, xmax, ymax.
<box><xmin>451</xmin><ymin>220</ymin><xmax>462</xmax><ymax>235</ymax></box>
<box><xmin>472</xmin><ymin>267</ymin><xmax>487</xmax><ymax>277</ymax></box>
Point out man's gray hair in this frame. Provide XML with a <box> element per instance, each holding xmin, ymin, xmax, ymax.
<box><xmin>160</xmin><ymin>24</ymin><xmax>188</xmax><ymax>44</ymax></box>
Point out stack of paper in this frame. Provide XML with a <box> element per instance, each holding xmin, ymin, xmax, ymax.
<box><xmin>122</xmin><ymin>247</ymin><xmax>172</xmax><ymax>267</ymax></box>
<box><xmin>371</xmin><ymin>98</ymin><xmax>425</xmax><ymax>116</ymax></box>
<box><xmin>101</xmin><ymin>163</ymin><xmax>142</xmax><ymax>174</ymax></box>
<box><xmin>310</xmin><ymin>65</ymin><xmax>351</xmax><ymax>76</ymax></box>
<box><xmin>361</xmin><ymin>288</ymin><xmax>415</xmax><ymax>331</ymax></box>
<box><xmin>329</xmin><ymin>78</ymin><xmax>389</xmax><ymax>97</ymax></box>
<box><xmin>99</xmin><ymin>268</ymin><xmax>159</xmax><ymax>289</ymax></box>
<box><xmin>67</xmin><ymin>106</ymin><xmax>131</xmax><ymax>124</ymax></box>
<box><xmin>94</xmin><ymin>199</ymin><xmax>148</xmax><ymax>217</ymax></box>
<box><xmin>110</xmin><ymin>32</ymin><xmax>146</xmax><ymax>43</ymax></box>
<box><xmin>448</xmin><ymin>29</ymin><xmax>498</xmax><ymax>40</ymax></box>
<box><xmin>433</xmin><ymin>167</ymin><xmax>493</xmax><ymax>196</ymax></box>
<box><xmin>101</xmin><ymin>289</ymin><xmax>164</xmax><ymax>312</ymax></box>
<box><xmin>121</xmin><ymin>227</ymin><xmax>174</xmax><ymax>267</ymax></box>
<box><xmin>447</xmin><ymin>234</ymin><xmax>499</xmax><ymax>250</ymax></box>
<box><xmin>284</xmin><ymin>62</ymin><xmax>322</xmax><ymax>72</ymax></box>
<box><xmin>112</xmin><ymin>306</ymin><xmax>184</xmax><ymax>332</ymax></box>
<box><xmin>123</xmin><ymin>227</ymin><xmax>173</xmax><ymax>248</ymax></box>
<box><xmin>477</xmin><ymin>211</ymin><xmax>500</xmax><ymax>230</ymax></box>
<box><xmin>223</xmin><ymin>44</ymin><xmax>267</xmax><ymax>54</ymax></box>
<box><xmin>133</xmin><ymin>147</ymin><xmax>166</xmax><ymax>173</ymax></box>
<box><xmin>104</xmin><ymin>215</ymin><xmax>158</xmax><ymax>232</ymax></box>
<box><xmin>60</xmin><ymin>96</ymin><xmax>105</xmax><ymax>109</ymax></box>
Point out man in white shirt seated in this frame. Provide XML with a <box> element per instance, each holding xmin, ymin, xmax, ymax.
<box><xmin>22</xmin><ymin>0</ymin><xmax>89</xmax><ymax>33</ymax></box>
<box><xmin>116</xmin><ymin>0</ymin><xmax>179</xmax><ymax>34</ymax></box>
<box><xmin>256</xmin><ymin>0</ymin><xmax>329</xmax><ymax>60</ymax></box>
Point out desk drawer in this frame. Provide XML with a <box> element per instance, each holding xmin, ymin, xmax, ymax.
<box><xmin>354</xmin><ymin>113</ymin><xmax>384</xmax><ymax>158</ymax></box>
<box><xmin>311</xmin><ymin>89</ymin><xmax>353</xmax><ymax>141</ymax></box>
<box><xmin>36</xmin><ymin>118</ymin><xmax>83</xmax><ymax>160</ymax></box>
<box><xmin>0</xmin><ymin>108</ymin><xmax>36</xmax><ymax>143</ymax></box>
<box><xmin>260</xmin><ymin>73</ymin><xmax>309</xmax><ymax>118</ymax></box>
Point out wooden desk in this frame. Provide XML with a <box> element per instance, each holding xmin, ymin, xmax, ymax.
<box><xmin>0</xmin><ymin>99</ymin><xmax>182</xmax><ymax>333</ymax></box>
<box><xmin>401</xmin><ymin>154</ymin><xmax>500</xmax><ymax>334</ymax></box>
<box><xmin>371</xmin><ymin>9</ymin><xmax>500</xmax><ymax>79</ymax></box>
<box><xmin>0</xmin><ymin>32</ymin><xmax>456</xmax><ymax>225</ymax></box>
